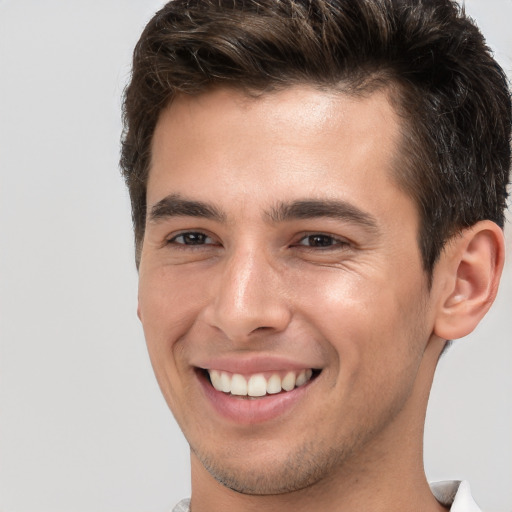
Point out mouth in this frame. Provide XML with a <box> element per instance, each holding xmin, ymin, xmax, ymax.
<box><xmin>193</xmin><ymin>357</ymin><xmax>323</xmax><ymax>424</ymax></box>
<box><xmin>200</xmin><ymin>368</ymin><xmax>321</xmax><ymax>399</ymax></box>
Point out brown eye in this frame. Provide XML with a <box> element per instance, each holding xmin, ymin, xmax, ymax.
<box><xmin>169</xmin><ymin>232</ymin><xmax>213</xmax><ymax>245</ymax></box>
<box><xmin>298</xmin><ymin>234</ymin><xmax>343</xmax><ymax>248</ymax></box>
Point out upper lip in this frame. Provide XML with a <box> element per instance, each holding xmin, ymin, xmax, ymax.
<box><xmin>192</xmin><ymin>354</ymin><xmax>323</xmax><ymax>375</ymax></box>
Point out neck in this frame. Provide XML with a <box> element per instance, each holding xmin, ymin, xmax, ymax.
<box><xmin>189</xmin><ymin>336</ymin><xmax>448</xmax><ymax>512</ymax></box>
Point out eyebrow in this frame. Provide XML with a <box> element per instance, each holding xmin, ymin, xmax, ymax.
<box><xmin>148</xmin><ymin>194</ymin><xmax>379</xmax><ymax>233</ymax></box>
<box><xmin>148</xmin><ymin>194</ymin><xmax>226</xmax><ymax>223</ymax></box>
<box><xmin>267</xmin><ymin>199</ymin><xmax>379</xmax><ymax>232</ymax></box>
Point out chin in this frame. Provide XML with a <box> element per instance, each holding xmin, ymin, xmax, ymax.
<box><xmin>191</xmin><ymin>439</ymin><xmax>345</xmax><ymax>496</ymax></box>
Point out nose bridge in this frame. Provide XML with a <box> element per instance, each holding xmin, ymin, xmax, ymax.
<box><xmin>231</xmin><ymin>246</ymin><xmax>268</xmax><ymax>313</ymax></box>
<box><xmin>205</xmin><ymin>242</ymin><xmax>290</xmax><ymax>340</ymax></box>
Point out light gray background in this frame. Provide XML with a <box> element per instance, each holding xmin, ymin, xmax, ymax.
<box><xmin>0</xmin><ymin>1</ymin><xmax>510</xmax><ymax>511</ymax></box>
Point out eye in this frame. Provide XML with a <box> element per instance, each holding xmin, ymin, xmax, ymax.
<box><xmin>296</xmin><ymin>233</ymin><xmax>348</xmax><ymax>248</ymax></box>
<box><xmin>168</xmin><ymin>231</ymin><xmax>215</xmax><ymax>246</ymax></box>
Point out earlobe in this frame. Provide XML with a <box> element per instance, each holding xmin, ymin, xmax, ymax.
<box><xmin>434</xmin><ymin>221</ymin><xmax>505</xmax><ymax>341</ymax></box>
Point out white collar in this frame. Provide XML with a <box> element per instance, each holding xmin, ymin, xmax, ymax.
<box><xmin>430</xmin><ymin>481</ymin><xmax>482</xmax><ymax>511</ymax></box>
<box><xmin>174</xmin><ymin>480</ymin><xmax>482</xmax><ymax>512</ymax></box>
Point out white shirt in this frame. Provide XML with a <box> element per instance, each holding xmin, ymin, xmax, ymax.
<box><xmin>430</xmin><ymin>481</ymin><xmax>482</xmax><ymax>511</ymax></box>
<box><xmin>172</xmin><ymin>480</ymin><xmax>481</xmax><ymax>511</ymax></box>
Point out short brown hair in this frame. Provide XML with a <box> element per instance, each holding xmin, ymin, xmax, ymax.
<box><xmin>121</xmin><ymin>0</ymin><xmax>511</xmax><ymax>272</ymax></box>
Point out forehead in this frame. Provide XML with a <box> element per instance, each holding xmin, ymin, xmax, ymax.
<box><xmin>148</xmin><ymin>85</ymin><xmax>408</xmax><ymax>220</ymax></box>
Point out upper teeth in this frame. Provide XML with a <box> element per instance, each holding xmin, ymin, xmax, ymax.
<box><xmin>208</xmin><ymin>369</ymin><xmax>313</xmax><ymax>397</ymax></box>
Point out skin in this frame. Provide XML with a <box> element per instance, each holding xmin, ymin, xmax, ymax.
<box><xmin>137</xmin><ymin>86</ymin><xmax>504</xmax><ymax>512</ymax></box>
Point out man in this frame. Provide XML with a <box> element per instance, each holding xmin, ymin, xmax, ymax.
<box><xmin>120</xmin><ymin>1</ymin><xmax>511</xmax><ymax>511</ymax></box>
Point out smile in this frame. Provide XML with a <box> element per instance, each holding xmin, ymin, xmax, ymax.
<box><xmin>195</xmin><ymin>360</ymin><xmax>322</xmax><ymax>424</ymax></box>
<box><xmin>207</xmin><ymin>369</ymin><xmax>314</xmax><ymax>397</ymax></box>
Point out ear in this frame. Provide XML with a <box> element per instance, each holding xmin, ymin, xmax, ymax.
<box><xmin>434</xmin><ymin>220</ymin><xmax>505</xmax><ymax>341</ymax></box>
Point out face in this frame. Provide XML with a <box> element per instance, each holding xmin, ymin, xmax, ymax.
<box><xmin>138</xmin><ymin>86</ymin><xmax>439</xmax><ymax>494</ymax></box>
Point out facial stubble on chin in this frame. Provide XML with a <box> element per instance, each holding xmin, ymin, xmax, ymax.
<box><xmin>187</xmin><ymin>393</ymin><xmax>416</xmax><ymax>498</ymax></box>
<box><xmin>187</xmin><ymin>349</ymin><xmax>427</xmax><ymax>497</ymax></box>
<box><xmin>191</xmin><ymin>437</ymin><xmax>354</xmax><ymax>496</ymax></box>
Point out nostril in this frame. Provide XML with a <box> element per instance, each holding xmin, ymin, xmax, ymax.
<box><xmin>252</xmin><ymin>326</ymin><xmax>273</xmax><ymax>333</ymax></box>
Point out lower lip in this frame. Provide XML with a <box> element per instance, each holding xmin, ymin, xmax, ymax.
<box><xmin>197</xmin><ymin>371</ymin><xmax>314</xmax><ymax>425</ymax></box>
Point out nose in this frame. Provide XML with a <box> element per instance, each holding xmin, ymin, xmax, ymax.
<box><xmin>202</xmin><ymin>247</ymin><xmax>292</xmax><ymax>342</ymax></box>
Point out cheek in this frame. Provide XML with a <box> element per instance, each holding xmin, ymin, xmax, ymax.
<box><xmin>290</xmin><ymin>265</ymin><xmax>427</xmax><ymax>378</ymax></box>
<box><xmin>137</xmin><ymin>266</ymin><xmax>209</xmax><ymax>398</ymax></box>
<box><xmin>139</xmin><ymin>265</ymin><xmax>206</xmax><ymax>340</ymax></box>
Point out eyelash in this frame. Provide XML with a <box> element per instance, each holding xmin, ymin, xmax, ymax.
<box><xmin>166</xmin><ymin>231</ymin><xmax>349</xmax><ymax>250</ymax></box>
<box><xmin>167</xmin><ymin>231</ymin><xmax>217</xmax><ymax>247</ymax></box>
<box><xmin>294</xmin><ymin>233</ymin><xmax>350</xmax><ymax>249</ymax></box>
